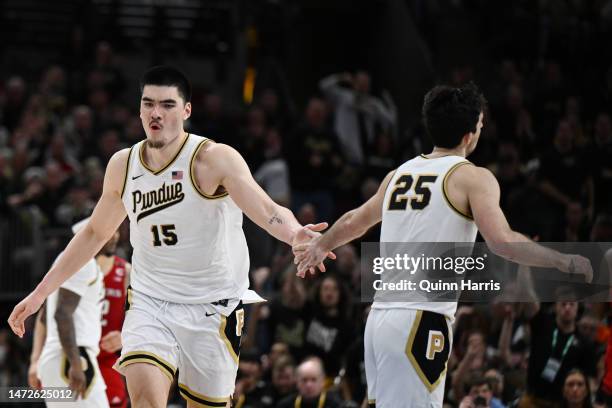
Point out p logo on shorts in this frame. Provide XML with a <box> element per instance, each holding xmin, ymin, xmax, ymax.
<box><xmin>405</xmin><ymin>311</ymin><xmax>450</xmax><ymax>392</ymax></box>
<box><xmin>426</xmin><ymin>331</ymin><xmax>445</xmax><ymax>360</ymax></box>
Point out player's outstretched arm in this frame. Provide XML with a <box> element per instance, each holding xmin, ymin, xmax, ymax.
<box><xmin>8</xmin><ymin>149</ymin><xmax>129</xmax><ymax>338</ymax></box>
<box><xmin>465</xmin><ymin>165</ymin><xmax>592</xmax><ymax>282</ymax></box>
<box><xmin>293</xmin><ymin>170</ymin><xmax>395</xmax><ymax>277</ymax></box>
<box><xmin>196</xmin><ymin>142</ymin><xmax>333</xmax><ymax>259</ymax></box>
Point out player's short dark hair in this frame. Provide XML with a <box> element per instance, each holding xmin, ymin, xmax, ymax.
<box><xmin>422</xmin><ymin>82</ymin><xmax>487</xmax><ymax>149</ymax></box>
<box><xmin>140</xmin><ymin>65</ymin><xmax>192</xmax><ymax>103</ymax></box>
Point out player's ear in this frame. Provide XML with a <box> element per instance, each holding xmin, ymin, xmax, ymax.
<box><xmin>184</xmin><ymin>102</ymin><xmax>192</xmax><ymax>120</ymax></box>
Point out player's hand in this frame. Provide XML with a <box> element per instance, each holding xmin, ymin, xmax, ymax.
<box><xmin>562</xmin><ymin>254</ymin><xmax>593</xmax><ymax>283</ymax></box>
<box><xmin>27</xmin><ymin>362</ymin><xmax>42</xmax><ymax>390</ymax></box>
<box><xmin>8</xmin><ymin>291</ymin><xmax>45</xmax><ymax>338</ymax></box>
<box><xmin>100</xmin><ymin>330</ymin><xmax>122</xmax><ymax>353</ymax></box>
<box><xmin>292</xmin><ymin>223</ymin><xmax>336</xmax><ymax>277</ymax></box>
<box><xmin>68</xmin><ymin>362</ymin><xmax>87</xmax><ymax>399</ymax></box>
<box><xmin>293</xmin><ymin>235</ymin><xmax>332</xmax><ymax>278</ymax></box>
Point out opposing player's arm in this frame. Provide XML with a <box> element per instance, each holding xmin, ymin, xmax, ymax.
<box><xmin>8</xmin><ymin>150</ymin><xmax>129</xmax><ymax>338</ymax></box>
<box><xmin>464</xmin><ymin>165</ymin><xmax>591</xmax><ymax>279</ymax></box>
<box><xmin>54</xmin><ymin>288</ymin><xmax>81</xmax><ymax>367</ymax></box>
<box><xmin>195</xmin><ymin>143</ymin><xmax>302</xmax><ymax>245</ymax></box>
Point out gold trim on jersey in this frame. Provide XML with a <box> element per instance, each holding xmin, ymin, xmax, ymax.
<box><xmin>120</xmin><ymin>146</ymin><xmax>134</xmax><ymax>198</ymax></box>
<box><xmin>125</xmin><ymin>287</ymin><xmax>133</xmax><ymax>311</ymax></box>
<box><xmin>420</xmin><ymin>154</ymin><xmax>430</xmax><ymax>159</ymax></box>
<box><xmin>117</xmin><ymin>351</ymin><xmax>176</xmax><ymax>382</ymax></box>
<box><xmin>60</xmin><ymin>350</ymin><xmax>97</xmax><ymax>398</ymax></box>
<box><xmin>139</xmin><ymin>133</ymin><xmax>190</xmax><ymax>175</ymax></box>
<box><xmin>189</xmin><ymin>138</ymin><xmax>229</xmax><ymax>199</ymax></box>
<box><xmin>219</xmin><ymin>316</ymin><xmax>239</xmax><ymax>364</ymax></box>
<box><xmin>178</xmin><ymin>383</ymin><xmax>229</xmax><ymax>407</ymax></box>
<box><xmin>87</xmin><ymin>274</ymin><xmax>98</xmax><ymax>286</ymax></box>
<box><xmin>442</xmin><ymin>161</ymin><xmax>474</xmax><ymax>220</ymax></box>
<box><xmin>404</xmin><ymin>310</ymin><xmax>447</xmax><ymax>393</ymax></box>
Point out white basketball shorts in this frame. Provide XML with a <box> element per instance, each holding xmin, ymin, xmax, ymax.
<box><xmin>364</xmin><ymin>308</ymin><xmax>453</xmax><ymax>408</ymax></box>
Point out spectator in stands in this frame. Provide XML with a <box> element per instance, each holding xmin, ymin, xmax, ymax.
<box><xmin>233</xmin><ymin>352</ymin><xmax>269</xmax><ymax>408</ymax></box>
<box><xmin>277</xmin><ymin>357</ymin><xmax>343</xmax><ymax>408</ymax></box>
<box><xmin>262</xmin><ymin>356</ymin><xmax>297</xmax><ymax>406</ymax></box>
<box><xmin>267</xmin><ymin>271</ymin><xmax>308</xmax><ymax>360</ymax></box>
<box><xmin>561</xmin><ymin>369</ymin><xmax>593</xmax><ymax>408</ymax></box>
<box><xmin>319</xmin><ymin>71</ymin><xmax>396</xmax><ymax>166</ymax></box>
<box><xmin>255</xmin><ymin>127</ymin><xmax>290</xmax><ymax>207</ymax></box>
<box><xmin>539</xmin><ymin>119</ymin><xmax>594</xmax><ymax>239</ymax></box>
<box><xmin>458</xmin><ymin>375</ymin><xmax>498</xmax><ymax>408</ymax></box>
<box><xmin>519</xmin><ymin>301</ymin><xmax>597</xmax><ymax>407</ymax></box>
<box><xmin>1</xmin><ymin>76</ymin><xmax>28</xmax><ymax>132</ymax></box>
<box><xmin>240</xmin><ymin>106</ymin><xmax>267</xmax><ymax>172</ymax></box>
<box><xmin>452</xmin><ymin>330</ymin><xmax>489</xmax><ymax>400</ymax></box>
<box><xmin>288</xmin><ymin>97</ymin><xmax>343</xmax><ymax>222</ymax></box>
<box><xmin>591</xmin><ymin>113</ymin><xmax>612</xmax><ymax>215</ymax></box>
<box><xmin>304</xmin><ymin>275</ymin><xmax>353</xmax><ymax>378</ymax></box>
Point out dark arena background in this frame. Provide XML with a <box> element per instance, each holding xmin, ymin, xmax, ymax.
<box><xmin>1</xmin><ymin>0</ymin><xmax>612</xmax><ymax>407</ymax></box>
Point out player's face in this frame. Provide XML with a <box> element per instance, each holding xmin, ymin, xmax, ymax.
<box><xmin>140</xmin><ymin>85</ymin><xmax>191</xmax><ymax>149</ymax></box>
<box><xmin>466</xmin><ymin>112</ymin><xmax>484</xmax><ymax>155</ymax></box>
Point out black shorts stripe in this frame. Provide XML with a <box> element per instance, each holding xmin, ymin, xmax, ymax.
<box><xmin>178</xmin><ymin>385</ymin><xmax>227</xmax><ymax>407</ymax></box>
<box><xmin>223</xmin><ymin>301</ymin><xmax>243</xmax><ymax>359</ymax></box>
<box><xmin>119</xmin><ymin>353</ymin><xmax>175</xmax><ymax>378</ymax></box>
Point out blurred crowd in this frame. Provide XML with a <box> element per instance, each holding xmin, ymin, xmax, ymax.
<box><xmin>2</xmin><ymin>1</ymin><xmax>612</xmax><ymax>407</ymax></box>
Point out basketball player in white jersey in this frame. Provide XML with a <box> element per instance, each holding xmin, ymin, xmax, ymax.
<box><xmin>292</xmin><ymin>83</ymin><xmax>592</xmax><ymax>407</ymax></box>
<box><xmin>9</xmin><ymin>66</ymin><xmax>331</xmax><ymax>408</ymax></box>
<box><xmin>36</xmin><ymin>218</ymin><xmax>108</xmax><ymax>407</ymax></box>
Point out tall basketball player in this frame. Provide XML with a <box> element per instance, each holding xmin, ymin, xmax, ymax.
<box><xmin>293</xmin><ymin>83</ymin><xmax>593</xmax><ymax>407</ymax></box>
<box><xmin>9</xmin><ymin>65</ymin><xmax>332</xmax><ymax>408</ymax></box>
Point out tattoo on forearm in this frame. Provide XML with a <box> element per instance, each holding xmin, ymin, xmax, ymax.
<box><xmin>55</xmin><ymin>289</ymin><xmax>81</xmax><ymax>363</ymax></box>
<box><xmin>268</xmin><ymin>213</ymin><xmax>284</xmax><ymax>225</ymax></box>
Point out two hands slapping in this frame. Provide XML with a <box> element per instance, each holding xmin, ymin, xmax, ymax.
<box><xmin>292</xmin><ymin>222</ymin><xmax>335</xmax><ymax>278</ymax></box>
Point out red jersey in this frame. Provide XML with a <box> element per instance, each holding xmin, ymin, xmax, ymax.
<box><xmin>98</xmin><ymin>256</ymin><xmax>127</xmax><ymax>365</ymax></box>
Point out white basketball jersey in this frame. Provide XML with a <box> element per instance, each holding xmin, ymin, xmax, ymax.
<box><xmin>121</xmin><ymin>134</ymin><xmax>249</xmax><ymax>304</ymax></box>
<box><xmin>40</xmin><ymin>255</ymin><xmax>104</xmax><ymax>358</ymax></box>
<box><xmin>374</xmin><ymin>155</ymin><xmax>478</xmax><ymax>318</ymax></box>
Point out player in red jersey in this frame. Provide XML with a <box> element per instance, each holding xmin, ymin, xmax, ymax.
<box><xmin>96</xmin><ymin>230</ymin><xmax>131</xmax><ymax>408</ymax></box>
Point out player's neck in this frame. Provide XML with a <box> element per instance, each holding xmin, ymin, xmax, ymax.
<box><xmin>96</xmin><ymin>254</ymin><xmax>115</xmax><ymax>276</ymax></box>
<box><xmin>144</xmin><ymin>130</ymin><xmax>188</xmax><ymax>168</ymax></box>
<box><xmin>427</xmin><ymin>146</ymin><xmax>466</xmax><ymax>158</ymax></box>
